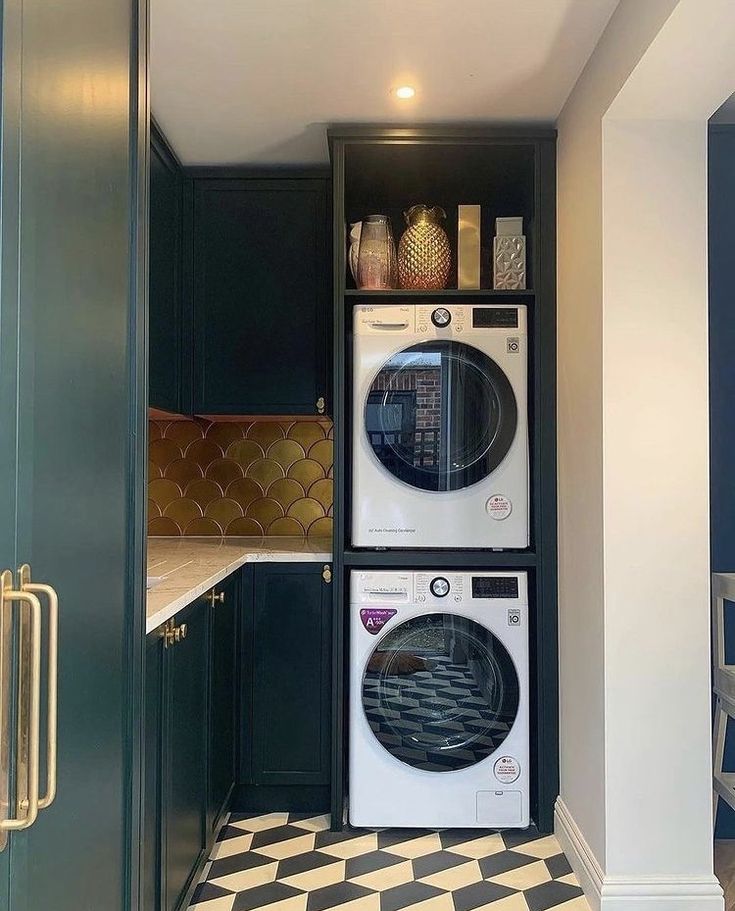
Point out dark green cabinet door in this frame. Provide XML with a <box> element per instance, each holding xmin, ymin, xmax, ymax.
<box><xmin>208</xmin><ymin>573</ymin><xmax>239</xmax><ymax>831</ymax></box>
<box><xmin>144</xmin><ymin>632</ymin><xmax>164</xmax><ymax>911</ymax></box>
<box><xmin>149</xmin><ymin>126</ymin><xmax>184</xmax><ymax>413</ymax></box>
<box><xmin>165</xmin><ymin>600</ymin><xmax>209</xmax><ymax>911</ymax></box>
<box><xmin>251</xmin><ymin>564</ymin><xmax>331</xmax><ymax>786</ymax></box>
<box><xmin>192</xmin><ymin>178</ymin><xmax>329</xmax><ymax>414</ymax></box>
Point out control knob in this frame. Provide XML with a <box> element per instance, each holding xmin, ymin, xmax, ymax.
<box><xmin>430</xmin><ymin>576</ymin><xmax>451</xmax><ymax>598</ymax></box>
<box><xmin>431</xmin><ymin>307</ymin><xmax>452</xmax><ymax>328</ymax></box>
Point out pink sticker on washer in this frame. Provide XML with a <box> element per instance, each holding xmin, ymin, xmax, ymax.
<box><xmin>360</xmin><ymin>608</ymin><xmax>397</xmax><ymax>635</ymax></box>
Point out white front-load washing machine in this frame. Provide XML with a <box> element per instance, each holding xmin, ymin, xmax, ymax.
<box><xmin>352</xmin><ymin>304</ymin><xmax>528</xmax><ymax>549</ymax></box>
<box><xmin>349</xmin><ymin>569</ymin><xmax>529</xmax><ymax>829</ymax></box>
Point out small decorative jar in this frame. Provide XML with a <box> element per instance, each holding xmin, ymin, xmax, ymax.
<box><xmin>356</xmin><ymin>215</ymin><xmax>397</xmax><ymax>290</ymax></box>
<box><xmin>397</xmin><ymin>205</ymin><xmax>451</xmax><ymax>290</ymax></box>
<box><xmin>348</xmin><ymin>221</ymin><xmax>362</xmax><ymax>284</ymax></box>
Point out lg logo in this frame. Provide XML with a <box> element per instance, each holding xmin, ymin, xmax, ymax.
<box><xmin>507</xmin><ymin>337</ymin><xmax>520</xmax><ymax>354</ymax></box>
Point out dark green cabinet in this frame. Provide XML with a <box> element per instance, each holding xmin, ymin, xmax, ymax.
<box><xmin>149</xmin><ymin>124</ymin><xmax>186</xmax><ymax>413</ymax></box>
<box><xmin>144</xmin><ymin>631</ymin><xmax>164</xmax><ymax>911</ymax></box>
<box><xmin>192</xmin><ymin>177</ymin><xmax>330</xmax><ymax>415</ymax></box>
<box><xmin>165</xmin><ymin>599</ymin><xmax>209</xmax><ymax>911</ymax></box>
<box><xmin>208</xmin><ymin>573</ymin><xmax>239</xmax><ymax>832</ymax></box>
<box><xmin>237</xmin><ymin>563</ymin><xmax>331</xmax><ymax>811</ymax></box>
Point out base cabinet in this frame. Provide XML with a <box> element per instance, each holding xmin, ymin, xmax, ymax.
<box><xmin>237</xmin><ymin>563</ymin><xmax>331</xmax><ymax>812</ymax></box>
<box><xmin>144</xmin><ymin>577</ymin><xmax>237</xmax><ymax>911</ymax></box>
<box><xmin>208</xmin><ymin>571</ymin><xmax>240</xmax><ymax>832</ymax></box>
<box><xmin>165</xmin><ymin>599</ymin><xmax>209</xmax><ymax>911</ymax></box>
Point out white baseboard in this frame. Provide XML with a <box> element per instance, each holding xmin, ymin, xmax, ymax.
<box><xmin>554</xmin><ymin>797</ymin><xmax>724</xmax><ymax>911</ymax></box>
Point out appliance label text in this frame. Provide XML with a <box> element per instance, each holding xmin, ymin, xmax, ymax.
<box><xmin>360</xmin><ymin>608</ymin><xmax>398</xmax><ymax>635</ymax></box>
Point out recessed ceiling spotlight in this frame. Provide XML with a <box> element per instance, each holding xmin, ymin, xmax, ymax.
<box><xmin>395</xmin><ymin>85</ymin><xmax>416</xmax><ymax>100</ymax></box>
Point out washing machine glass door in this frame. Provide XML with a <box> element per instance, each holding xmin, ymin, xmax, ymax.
<box><xmin>365</xmin><ymin>340</ymin><xmax>517</xmax><ymax>492</ymax></box>
<box><xmin>362</xmin><ymin>613</ymin><xmax>520</xmax><ymax>772</ymax></box>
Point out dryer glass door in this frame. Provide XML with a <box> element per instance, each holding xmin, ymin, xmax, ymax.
<box><xmin>365</xmin><ymin>341</ymin><xmax>517</xmax><ymax>491</ymax></box>
<box><xmin>362</xmin><ymin>613</ymin><xmax>519</xmax><ymax>772</ymax></box>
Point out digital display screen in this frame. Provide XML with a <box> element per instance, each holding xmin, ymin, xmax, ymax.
<box><xmin>471</xmin><ymin>576</ymin><xmax>519</xmax><ymax>598</ymax></box>
<box><xmin>472</xmin><ymin>307</ymin><xmax>519</xmax><ymax>329</ymax></box>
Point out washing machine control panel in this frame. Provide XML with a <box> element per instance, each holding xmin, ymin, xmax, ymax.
<box><xmin>416</xmin><ymin>573</ymin><xmax>465</xmax><ymax>603</ymax></box>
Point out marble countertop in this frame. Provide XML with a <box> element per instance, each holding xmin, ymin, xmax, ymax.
<box><xmin>146</xmin><ymin>536</ymin><xmax>332</xmax><ymax>634</ymax></box>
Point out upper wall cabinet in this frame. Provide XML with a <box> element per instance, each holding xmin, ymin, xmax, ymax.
<box><xmin>192</xmin><ymin>176</ymin><xmax>330</xmax><ymax>416</ymax></box>
<box><xmin>149</xmin><ymin>124</ymin><xmax>186</xmax><ymax>413</ymax></box>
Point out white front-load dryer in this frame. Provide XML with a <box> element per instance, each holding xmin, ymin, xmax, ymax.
<box><xmin>349</xmin><ymin>570</ymin><xmax>530</xmax><ymax>829</ymax></box>
<box><xmin>352</xmin><ymin>304</ymin><xmax>528</xmax><ymax>549</ymax></box>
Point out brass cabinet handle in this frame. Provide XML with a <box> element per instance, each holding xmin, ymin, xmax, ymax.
<box><xmin>322</xmin><ymin>564</ymin><xmax>332</xmax><ymax>584</ymax></box>
<box><xmin>164</xmin><ymin>618</ymin><xmax>188</xmax><ymax>647</ymax></box>
<box><xmin>19</xmin><ymin>565</ymin><xmax>58</xmax><ymax>810</ymax></box>
<box><xmin>0</xmin><ymin>570</ymin><xmax>42</xmax><ymax>841</ymax></box>
<box><xmin>316</xmin><ymin>396</ymin><xmax>326</xmax><ymax>414</ymax></box>
<box><xmin>206</xmin><ymin>589</ymin><xmax>224</xmax><ymax>607</ymax></box>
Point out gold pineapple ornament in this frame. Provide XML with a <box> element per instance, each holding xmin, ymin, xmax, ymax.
<box><xmin>397</xmin><ymin>205</ymin><xmax>451</xmax><ymax>290</ymax></box>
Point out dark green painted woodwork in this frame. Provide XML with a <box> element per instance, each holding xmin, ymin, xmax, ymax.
<box><xmin>191</xmin><ymin>177</ymin><xmax>330</xmax><ymax>415</ymax></box>
<box><xmin>251</xmin><ymin>564</ymin><xmax>331</xmax><ymax>786</ymax></box>
<box><xmin>144</xmin><ymin>632</ymin><xmax>164</xmax><ymax>911</ymax></box>
<box><xmin>165</xmin><ymin>599</ymin><xmax>209</xmax><ymax>911</ymax></box>
<box><xmin>150</xmin><ymin>123</ymin><xmax>184</xmax><ymax>413</ymax></box>
<box><xmin>0</xmin><ymin>0</ymin><xmax>146</xmax><ymax>908</ymax></box>
<box><xmin>236</xmin><ymin>564</ymin><xmax>331</xmax><ymax>812</ymax></box>
<box><xmin>327</xmin><ymin>126</ymin><xmax>558</xmax><ymax>832</ymax></box>
<box><xmin>208</xmin><ymin>573</ymin><xmax>240</xmax><ymax>832</ymax></box>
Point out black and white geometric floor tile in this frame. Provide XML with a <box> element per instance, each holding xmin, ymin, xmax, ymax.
<box><xmin>189</xmin><ymin>813</ymin><xmax>589</xmax><ymax>911</ymax></box>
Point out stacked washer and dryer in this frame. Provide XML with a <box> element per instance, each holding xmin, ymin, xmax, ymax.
<box><xmin>348</xmin><ymin>304</ymin><xmax>531</xmax><ymax>829</ymax></box>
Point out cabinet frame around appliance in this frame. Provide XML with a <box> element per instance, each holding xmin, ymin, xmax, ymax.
<box><xmin>327</xmin><ymin>125</ymin><xmax>559</xmax><ymax>833</ymax></box>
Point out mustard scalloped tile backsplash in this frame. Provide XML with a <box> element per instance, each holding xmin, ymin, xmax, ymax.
<box><xmin>148</xmin><ymin>418</ymin><xmax>333</xmax><ymax>537</ymax></box>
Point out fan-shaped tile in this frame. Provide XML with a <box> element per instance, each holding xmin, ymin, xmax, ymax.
<box><xmin>308</xmin><ymin>439</ymin><xmax>333</xmax><ymax>470</ymax></box>
<box><xmin>227</xmin><ymin>477</ymin><xmax>264</xmax><ymax>510</ymax></box>
<box><xmin>186</xmin><ymin>438</ymin><xmax>224</xmax><ymax>468</ymax></box>
<box><xmin>164</xmin><ymin>458</ymin><xmax>203</xmax><ymax>486</ymax></box>
<box><xmin>326</xmin><ymin>423</ymin><xmax>334</xmax><ymax>439</ymax></box>
<box><xmin>165</xmin><ymin>420</ymin><xmax>205</xmax><ymax>447</ymax></box>
<box><xmin>207</xmin><ymin>458</ymin><xmax>245</xmax><ymax>488</ymax></box>
<box><xmin>184</xmin><ymin>517</ymin><xmax>224</xmax><ymax>536</ymax></box>
<box><xmin>287</xmin><ymin>498</ymin><xmax>324</xmax><ymax>528</ymax></box>
<box><xmin>148</xmin><ymin>498</ymin><xmax>161</xmax><ymax>518</ymax></box>
<box><xmin>206</xmin><ymin>422</ymin><xmax>246</xmax><ymax>448</ymax></box>
<box><xmin>150</xmin><ymin>437</ymin><xmax>183</xmax><ymax>470</ymax></box>
<box><xmin>287</xmin><ymin>421</ymin><xmax>327</xmax><ymax>450</ymax></box>
<box><xmin>288</xmin><ymin>459</ymin><xmax>325</xmax><ymax>488</ymax></box>
<box><xmin>206</xmin><ymin>498</ymin><xmax>244</xmax><ymax>528</ymax></box>
<box><xmin>246</xmin><ymin>458</ymin><xmax>285</xmax><ymax>488</ymax></box>
<box><xmin>327</xmin><ymin>465</ymin><xmax>333</xmax><ymax>479</ymax></box>
<box><xmin>149</xmin><ymin>421</ymin><xmax>162</xmax><ymax>440</ymax></box>
<box><xmin>225</xmin><ymin>517</ymin><xmax>265</xmax><ymax>537</ymax></box>
<box><xmin>246</xmin><ymin>422</ymin><xmax>285</xmax><ymax>447</ymax></box>
<box><xmin>308</xmin><ymin>479</ymin><xmax>333</xmax><ymax>510</ymax></box>
<box><xmin>267</xmin><ymin>517</ymin><xmax>305</xmax><ymax>536</ymax></box>
<box><xmin>186</xmin><ymin>478</ymin><xmax>224</xmax><ymax>507</ymax></box>
<box><xmin>149</xmin><ymin>478</ymin><xmax>183</xmax><ymax>508</ymax></box>
<box><xmin>267</xmin><ymin>438</ymin><xmax>306</xmax><ymax>470</ymax></box>
<box><xmin>163</xmin><ymin>497</ymin><xmax>203</xmax><ymax>528</ymax></box>
<box><xmin>226</xmin><ymin>439</ymin><xmax>265</xmax><ymax>469</ymax></box>
<box><xmin>148</xmin><ymin>516</ymin><xmax>181</xmax><ymax>536</ymax></box>
<box><xmin>267</xmin><ymin>478</ymin><xmax>306</xmax><ymax>510</ymax></box>
<box><xmin>148</xmin><ymin>459</ymin><xmax>163</xmax><ymax>479</ymax></box>
<box><xmin>308</xmin><ymin>517</ymin><xmax>333</xmax><ymax>538</ymax></box>
<box><xmin>247</xmin><ymin>498</ymin><xmax>284</xmax><ymax>528</ymax></box>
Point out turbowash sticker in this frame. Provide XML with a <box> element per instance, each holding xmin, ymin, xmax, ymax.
<box><xmin>360</xmin><ymin>608</ymin><xmax>397</xmax><ymax>635</ymax></box>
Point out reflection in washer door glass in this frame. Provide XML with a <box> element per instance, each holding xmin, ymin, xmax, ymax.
<box><xmin>362</xmin><ymin>613</ymin><xmax>519</xmax><ymax>772</ymax></box>
<box><xmin>366</xmin><ymin>341</ymin><xmax>517</xmax><ymax>492</ymax></box>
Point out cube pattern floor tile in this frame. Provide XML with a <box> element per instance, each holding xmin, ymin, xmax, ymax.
<box><xmin>189</xmin><ymin>815</ymin><xmax>589</xmax><ymax>911</ymax></box>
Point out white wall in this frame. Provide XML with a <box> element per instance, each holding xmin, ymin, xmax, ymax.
<box><xmin>557</xmin><ymin>0</ymin><xmax>735</xmax><ymax>907</ymax></box>
<box><xmin>556</xmin><ymin>0</ymin><xmax>679</xmax><ymax>874</ymax></box>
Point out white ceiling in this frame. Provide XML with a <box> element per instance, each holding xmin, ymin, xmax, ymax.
<box><xmin>151</xmin><ymin>0</ymin><xmax>619</xmax><ymax>166</ymax></box>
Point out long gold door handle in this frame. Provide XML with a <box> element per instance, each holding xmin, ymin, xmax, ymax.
<box><xmin>0</xmin><ymin>570</ymin><xmax>42</xmax><ymax>836</ymax></box>
<box><xmin>19</xmin><ymin>565</ymin><xmax>58</xmax><ymax>810</ymax></box>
